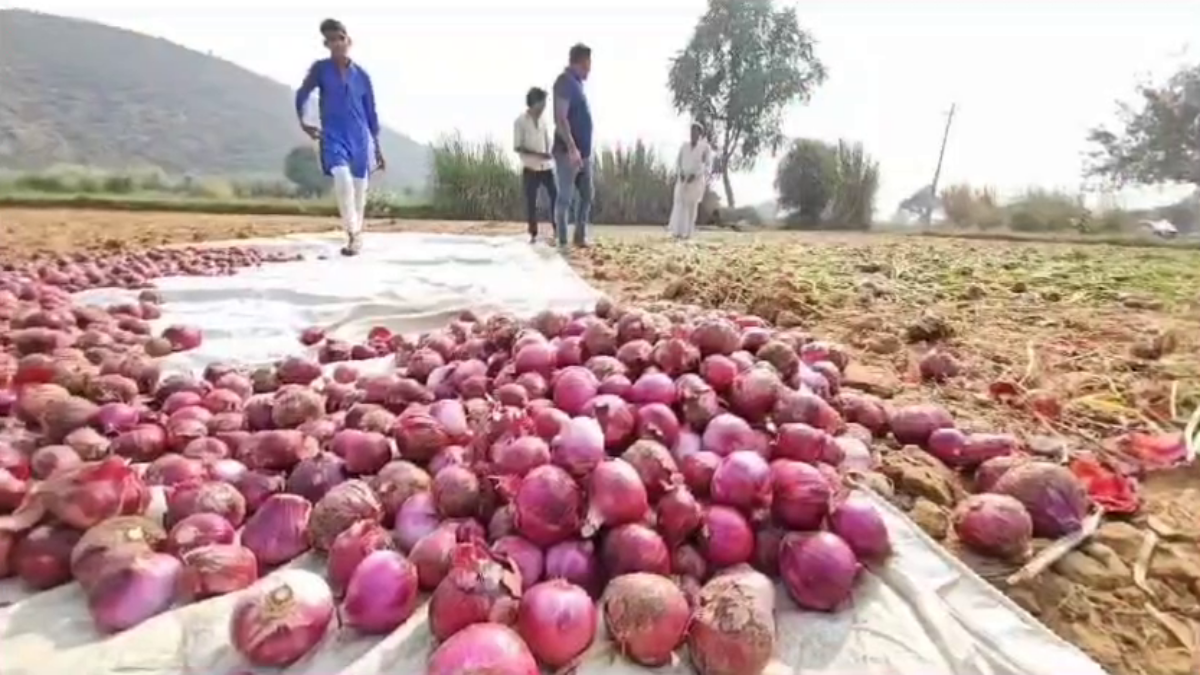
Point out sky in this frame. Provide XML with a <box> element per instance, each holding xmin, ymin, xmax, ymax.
<box><xmin>3</xmin><ymin>0</ymin><xmax>1199</xmax><ymax>212</ymax></box>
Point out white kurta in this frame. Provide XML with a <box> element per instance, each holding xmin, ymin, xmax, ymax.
<box><xmin>667</xmin><ymin>139</ymin><xmax>713</xmax><ymax>240</ymax></box>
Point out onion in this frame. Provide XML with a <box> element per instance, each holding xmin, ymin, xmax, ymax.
<box><xmin>975</xmin><ymin>455</ymin><xmax>1031</xmax><ymax>493</ymax></box>
<box><xmin>328</xmin><ymin>519</ymin><xmax>397</xmax><ymax>597</ymax></box>
<box><xmin>229</xmin><ymin>569</ymin><xmax>335</xmax><ymax>667</ymax></box>
<box><xmin>13</xmin><ymin>523</ymin><xmax>81</xmax><ymax>589</ymax></box>
<box><xmin>753</xmin><ymin>525</ymin><xmax>785</xmax><ymax>576</ymax></box>
<box><xmin>601</xmin><ymin>522</ymin><xmax>670</xmax><ymax>576</ymax></box>
<box><xmin>242</xmin><ymin>429</ymin><xmax>320</xmax><ymax>472</ymax></box>
<box><xmin>889</xmin><ymin>404</ymin><xmax>955</xmax><ymax>446</ymax></box>
<box><xmin>329</xmin><ymin>429</ymin><xmax>392</xmax><ymax>475</ymax></box>
<box><xmin>286</xmin><ymin>452</ymin><xmax>349</xmax><ymax>503</ymax></box>
<box><xmin>657</xmin><ymin>484</ymin><xmax>703</xmax><ymax>546</ymax></box>
<box><xmin>179</xmin><ymin>544</ymin><xmax>259</xmax><ymax>600</ymax></box>
<box><xmin>342</xmin><ymin>550</ymin><xmax>421</xmax><ymax>634</ymax></box>
<box><xmin>514</xmin><ymin>464</ymin><xmax>583</xmax><ymax>547</ymax></box>
<box><xmin>770</xmin><ymin>459</ymin><xmax>832</xmax><ymax>530</ymax></box>
<box><xmin>87</xmin><ymin>551</ymin><xmax>183</xmax><ymax>632</ymax></box>
<box><xmin>621</xmin><ymin>439</ymin><xmax>679</xmax><ymax>501</ymax></box>
<box><xmin>710</xmin><ymin>450</ymin><xmax>771</xmax><ymax>510</ymax></box>
<box><xmin>392</xmin><ymin>409</ymin><xmax>450</xmax><ymax>463</ymax></box>
<box><xmin>530</xmin><ymin>405</ymin><xmax>570</xmax><ymax>441</ymax></box>
<box><xmin>91</xmin><ymin>402</ymin><xmax>141</xmax><ymax>436</ymax></box>
<box><xmin>582</xmin><ymin>394</ymin><xmax>636</xmax><ymax>451</ymax></box>
<box><xmin>394</xmin><ymin>491</ymin><xmax>441</xmax><ymax>552</ymax></box>
<box><xmin>700</xmin><ymin>354</ymin><xmax>738</xmax><ymax>391</ymax></box>
<box><xmin>628</xmin><ymin>371</ymin><xmax>675</xmax><ymax>405</ymax></box>
<box><xmin>544</xmin><ymin>539</ymin><xmax>601</xmax><ymax>596</ymax></box>
<box><xmin>492</xmin><ymin>535</ymin><xmax>544</xmax><ymax>590</ymax></box>
<box><xmin>701</xmin><ymin>413</ymin><xmax>757</xmax><ymax>456</ymax></box>
<box><xmin>635</xmin><ymin>402</ymin><xmax>681</xmax><ymax>448</ymax></box>
<box><xmin>167</xmin><ymin>512</ymin><xmax>236</xmax><ymax>555</ymax></box>
<box><xmin>780</xmin><ymin>531</ymin><xmax>861</xmax><ymax>611</ymax></box>
<box><xmin>602</xmin><ymin>572</ymin><xmax>690</xmax><ymax>666</ymax></box>
<box><xmin>552</xmin><ymin>366</ymin><xmax>599</xmax><ymax>416</ymax></box>
<box><xmin>427</xmin><ymin>623</ymin><xmax>539</xmax><ymax>675</ymax></box>
<box><xmin>672</xmin><ymin>543</ymin><xmax>708</xmax><ymax>580</ymax></box>
<box><xmin>691</xmin><ymin>318</ymin><xmax>741</xmax><ymax>356</ymax></box>
<box><xmin>491</xmin><ymin>435</ymin><xmax>550</xmax><ymax>477</ymax></box>
<box><xmin>689</xmin><ymin>566</ymin><xmax>776</xmax><ymax>675</ymax></box>
<box><xmin>30</xmin><ymin>444</ymin><xmax>82</xmax><ymax>479</ymax></box>
<box><xmin>410</xmin><ymin>522</ymin><xmax>460</xmax><ymax>589</ymax></box>
<box><xmin>516</xmin><ymin>579</ymin><xmax>597</xmax><ymax>667</ymax></box>
<box><xmin>241</xmin><ymin>494</ymin><xmax>312</xmax><ymax>567</ymax></box>
<box><xmin>69</xmin><ymin>516</ymin><xmax>166</xmax><ymax>590</ymax></box>
<box><xmin>991</xmin><ymin>462</ymin><xmax>1089</xmax><ymax>537</ymax></box>
<box><xmin>308</xmin><ymin>479</ymin><xmax>382</xmax><ymax>552</ymax></box>
<box><xmin>432</xmin><ymin>464</ymin><xmax>481</xmax><ymax>519</ymax></box>
<box><xmin>729</xmin><ymin>367</ymin><xmax>782</xmax><ymax>422</ymax></box>
<box><xmin>550</xmin><ymin>416</ymin><xmax>605</xmax><ymax>479</ymax></box>
<box><xmin>953</xmin><ymin>493</ymin><xmax>1034</xmax><ymax>559</ymax></box>
<box><xmin>235</xmin><ymin>470</ymin><xmax>286</xmax><ymax>514</ymax></box>
<box><xmin>829</xmin><ymin>496</ymin><xmax>892</xmax><ymax>564</ymax></box>
<box><xmin>681</xmin><ymin>450</ymin><xmax>721</xmax><ymax>497</ymax></box>
<box><xmin>834</xmin><ymin>392</ymin><xmax>889</xmax><ymax>436</ymax></box>
<box><xmin>144</xmin><ymin>454</ymin><xmax>204</xmax><ymax>486</ymax></box>
<box><xmin>585</xmin><ymin>459</ymin><xmax>649</xmax><ymax>534</ymax></box>
<box><xmin>774</xmin><ymin>422</ymin><xmax>830</xmax><ymax>463</ymax></box>
<box><xmin>1</xmin><ymin>456</ymin><xmax>148</xmax><ymax>532</ymax></box>
<box><xmin>166</xmin><ymin>480</ymin><xmax>247</xmax><ymax>529</ymax></box>
<box><xmin>697</xmin><ymin>505</ymin><xmax>754</xmax><ymax>569</ymax></box>
<box><xmin>428</xmin><ymin>538</ymin><xmax>523</xmax><ymax>641</ymax></box>
<box><xmin>371</xmin><ymin>460</ymin><xmax>432</xmax><ymax>525</ymax></box>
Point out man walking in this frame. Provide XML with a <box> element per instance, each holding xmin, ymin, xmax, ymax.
<box><xmin>514</xmin><ymin>87</ymin><xmax>557</xmax><ymax>244</ymax></box>
<box><xmin>551</xmin><ymin>43</ymin><xmax>594</xmax><ymax>251</ymax></box>
<box><xmin>666</xmin><ymin>122</ymin><xmax>713</xmax><ymax>241</ymax></box>
<box><xmin>294</xmin><ymin>18</ymin><xmax>385</xmax><ymax>256</ymax></box>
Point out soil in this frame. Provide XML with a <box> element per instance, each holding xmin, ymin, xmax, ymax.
<box><xmin>4</xmin><ymin>207</ymin><xmax>1200</xmax><ymax>675</ymax></box>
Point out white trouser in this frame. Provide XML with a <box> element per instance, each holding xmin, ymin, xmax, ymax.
<box><xmin>331</xmin><ymin>165</ymin><xmax>368</xmax><ymax>235</ymax></box>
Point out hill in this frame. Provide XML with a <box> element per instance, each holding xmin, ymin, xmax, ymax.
<box><xmin>0</xmin><ymin>10</ymin><xmax>429</xmax><ymax>191</ymax></box>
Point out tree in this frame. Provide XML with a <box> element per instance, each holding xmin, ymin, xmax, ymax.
<box><xmin>1086</xmin><ymin>63</ymin><xmax>1200</xmax><ymax>188</ymax></box>
<box><xmin>668</xmin><ymin>0</ymin><xmax>827</xmax><ymax>208</ymax></box>
<box><xmin>283</xmin><ymin>145</ymin><xmax>328</xmax><ymax>197</ymax></box>
<box><xmin>775</xmin><ymin>138</ymin><xmax>837</xmax><ymax>225</ymax></box>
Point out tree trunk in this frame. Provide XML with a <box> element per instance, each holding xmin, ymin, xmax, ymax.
<box><xmin>721</xmin><ymin>170</ymin><xmax>736</xmax><ymax>210</ymax></box>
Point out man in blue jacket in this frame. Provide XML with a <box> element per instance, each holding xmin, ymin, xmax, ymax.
<box><xmin>295</xmin><ymin>19</ymin><xmax>385</xmax><ymax>256</ymax></box>
<box><xmin>552</xmin><ymin>43</ymin><xmax>594</xmax><ymax>251</ymax></box>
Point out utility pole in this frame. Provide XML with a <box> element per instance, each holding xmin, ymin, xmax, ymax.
<box><xmin>922</xmin><ymin>103</ymin><xmax>957</xmax><ymax>225</ymax></box>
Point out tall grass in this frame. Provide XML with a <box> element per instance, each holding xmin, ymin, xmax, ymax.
<box><xmin>593</xmin><ymin>141</ymin><xmax>676</xmax><ymax>225</ymax></box>
<box><xmin>828</xmin><ymin>140</ymin><xmax>879</xmax><ymax>230</ymax></box>
<box><xmin>0</xmin><ymin>164</ymin><xmax>298</xmax><ymax>200</ymax></box>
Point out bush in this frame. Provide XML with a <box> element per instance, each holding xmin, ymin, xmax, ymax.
<box><xmin>592</xmin><ymin>141</ymin><xmax>676</xmax><ymax>225</ymax></box>
<box><xmin>940</xmin><ymin>184</ymin><xmax>1003</xmax><ymax>229</ymax></box>
<box><xmin>828</xmin><ymin>140</ymin><xmax>879</xmax><ymax>230</ymax></box>
<box><xmin>775</xmin><ymin>138</ymin><xmax>878</xmax><ymax>230</ymax></box>
<box><xmin>1005</xmin><ymin>188</ymin><xmax>1088</xmax><ymax>232</ymax></box>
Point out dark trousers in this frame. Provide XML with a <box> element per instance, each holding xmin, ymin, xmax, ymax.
<box><xmin>522</xmin><ymin>168</ymin><xmax>558</xmax><ymax>239</ymax></box>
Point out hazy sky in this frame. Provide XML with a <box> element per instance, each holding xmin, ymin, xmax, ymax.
<box><xmin>5</xmin><ymin>0</ymin><xmax>1199</xmax><ymax>210</ymax></box>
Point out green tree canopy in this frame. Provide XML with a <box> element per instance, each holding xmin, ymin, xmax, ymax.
<box><xmin>775</xmin><ymin>138</ymin><xmax>837</xmax><ymax>225</ymax></box>
<box><xmin>283</xmin><ymin>145</ymin><xmax>328</xmax><ymax>197</ymax></box>
<box><xmin>1087</xmin><ymin>62</ymin><xmax>1200</xmax><ymax>188</ymax></box>
<box><xmin>668</xmin><ymin>0</ymin><xmax>827</xmax><ymax>208</ymax></box>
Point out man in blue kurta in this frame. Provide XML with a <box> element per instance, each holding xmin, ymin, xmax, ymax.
<box><xmin>294</xmin><ymin>19</ymin><xmax>385</xmax><ymax>256</ymax></box>
<box><xmin>552</xmin><ymin>43</ymin><xmax>594</xmax><ymax>251</ymax></box>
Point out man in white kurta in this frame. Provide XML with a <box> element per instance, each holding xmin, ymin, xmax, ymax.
<box><xmin>667</xmin><ymin>122</ymin><xmax>713</xmax><ymax>240</ymax></box>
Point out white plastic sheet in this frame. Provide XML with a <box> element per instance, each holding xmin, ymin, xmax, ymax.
<box><xmin>0</xmin><ymin>231</ymin><xmax>1107</xmax><ymax>675</ymax></box>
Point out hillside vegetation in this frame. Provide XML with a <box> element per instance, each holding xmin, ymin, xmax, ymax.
<box><xmin>0</xmin><ymin>10</ymin><xmax>428</xmax><ymax>189</ymax></box>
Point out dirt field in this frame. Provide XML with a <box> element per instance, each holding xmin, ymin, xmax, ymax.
<box><xmin>5</xmin><ymin>208</ymin><xmax>1200</xmax><ymax>675</ymax></box>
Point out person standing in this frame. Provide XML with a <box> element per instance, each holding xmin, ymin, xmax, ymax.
<box><xmin>513</xmin><ymin>87</ymin><xmax>557</xmax><ymax>244</ymax></box>
<box><xmin>294</xmin><ymin>18</ymin><xmax>385</xmax><ymax>256</ymax></box>
<box><xmin>551</xmin><ymin>43</ymin><xmax>594</xmax><ymax>251</ymax></box>
<box><xmin>666</xmin><ymin>122</ymin><xmax>713</xmax><ymax>241</ymax></box>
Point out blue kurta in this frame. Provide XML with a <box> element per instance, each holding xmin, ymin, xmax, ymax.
<box><xmin>295</xmin><ymin>59</ymin><xmax>380</xmax><ymax>179</ymax></box>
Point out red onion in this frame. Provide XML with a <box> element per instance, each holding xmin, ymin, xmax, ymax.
<box><xmin>628</xmin><ymin>371</ymin><xmax>676</xmax><ymax>405</ymax></box>
<box><xmin>69</xmin><ymin>516</ymin><xmax>166</xmax><ymax>591</ymax></box>
<box><xmin>208</xmin><ymin>458</ymin><xmax>248</xmax><ymax>484</ymax></box>
<box><xmin>30</xmin><ymin>444</ymin><xmax>82</xmax><ymax>479</ymax></box>
<box><xmin>710</xmin><ymin>450</ymin><xmax>771</xmax><ymax>510</ymax></box>
<box><xmin>516</xmin><ymin>579</ymin><xmax>598</xmax><ymax>668</ymax></box>
<box><xmin>428</xmin><ymin>538</ymin><xmax>523</xmax><ymax>641</ymax></box>
<box><xmin>514</xmin><ymin>464</ymin><xmax>583</xmax><ymax>547</ymax></box>
<box><xmin>144</xmin><ymin>453</ymin><xmax>205</xmax><ymax>486</ymax></box>
<box><xmin>780</xmin><ymin>531</ymin><xmax>861</xmax><ymax>611</ymax></box>
<box><xmin>621</xmin><ymin>439</ymin><xmax>678</xmax><ymax>501</ymax></box>
<box><xmin>427</xmin><ymin>623</ymin><xmax>539</xmax><ymax>675</ymax></box>
<box><xmin>371</xmin><ymin>460</ymin><xmax>432</xmax><ymax>525</ymax></box>
<box><xmin>394</xmin><ymin>491</ymin><xmax>440</xmax><ymax>552</ymax></box>
<box><xmin>544</xmin><ymin>539</ymin><xmax>601</xmax><ymax>596</ymax></box>
<box><xmin>492</xmin><ymin>535</ymin><xmax>545</xmax><ymax>590</ymax></box>
<box><xmin>327</xmin><ymin>519</ymin><xmax>397</xmax><ymax>596</ymax></box>
<box><xmin>234</xmin><ymin>470</ymin><xmax>286</xmax><ymax>514</ymax></box>
<box><xmin>2</xmin><ymin>456</ymin><xmax>148</xmax><ymax>532</ymax></box>
<box><xmin>342</xmin><ymin>549</ymin><xmax>421</xmax><ymax>634</ymax></box>
<box><xmin>601</xmin><ymin>523</ymin><xmax>670</xmax><ymax>576</ymax></box>
<box><xmin>635</xmin><ymin>402</ymin><xmax>681</xmax><ymax>448</ymax></box>
<box><xmin>681</xmin><ymin>450</ymin><xmax>721</xmax><ymax>497</ymax></box>
<box><xmin>410</xmin><ymin>522</ymin><xmax>460</xmax><ymax>590</ymax></box>
<box><xmin>555</xmin><ymin>336</ymin><xmax>585</xmax><ymax>367</ymax></box>
<box><xmin>953</xmin><ymin>493</ymin><xmax>1034</xmax><ymax>559</ymax></box>
<box><xmin>700</xmin><ymin>354</ymin><xmax>738</xmax><ymax>391</ymax></box>
<box><xmin>616</xmin><ymin>338</ymin><xmax>653</xmax><ymax>374</ymax></box>
<box><xmin>753</xmin><ymin>524</ymin><xmax>786</xmax><ymax>576</ymax></box>
<box><xmin>701</xmin><ymin>413</ymin><xmax>757</xmax><ymax>456</ymax></box>
<box><xmin>829</xmin><ymin>496</ymin><xmax>892</xmax><ymax>564</ymax></box>
<box><xmin>775</xmin><ymin>422</ymin><xmax>830</xmax><ymax>463</ymax></box>
<box><xmin>582</xmin><ymin>393</ymin><xmax>636</xmax><ymax>451</ymax></box>
<box><xmin>308</xmin><ymin>479</ymin><xmax>383</xmax><ymax>552</ymax></box>
<box><xmin>91</xmin><ymin>402</ymin><xmax>141</xmax><ymax>436</ymax></box>
<box><xmin>552</xmin><ymin>366</ymin><xmax>599</xmax><ymax>416</ymax></box>
<box><xmin>229</xmin><ymin>569</ymin><xmax>335</xmax><ymax>667</ymax></box>
<box><xmin>286</xmin><ymin>452</ymin><xmax>349</xmax><ymax>503</ymax></box>
<box><xmin>430</xmin><ymin>399</ymin><xmax>472</xmax><ymax>444</ymax></box>
<box><xmin>491</xmin><ymin>435</ymin><xmax>550</xmax><ymax>476</ymax></box>
<box><xmin>330</xmin><ymin>429</ymin><xmax>393</xmax><ymax>475</ymax></box>
<box><xmin>770</xmin><ymin>459</ymin><xmax>832</xmax><ymax>530</ymax></box>
<box><xmin>689</xmin><ymin>566</ymin><xmax>776</xmax><ymax>675</ymax></box>
<box><xmin>673</xmin><ymin>543</ymin><xmax>708</xmax><ymax>579</ymax></box>
<box><xmin>657</xmin><ymin>484</ymin><xmax>703</xmax><ymax>546</ymax></box>
<box><xmin>179</xmin><ymin>544</ymin><xmax>259</xmax><ymax>600</ymax></box>
<box><xmin>889</xmin><ymin>404</ymin><xmax>955</xmax><ymax>446</ymax></box>
<box><xmin>13</xmin><ymin>523</ymin><xmax>81</xmax><ymax>589</ymax></box>
<box><xmin>697</xmin><ymin>505</ymin><xmax>754</xmax><ymax>569</ymax></box>
<box><xmin>167</xmin><ymin>512</ymin><xmax>236</xmax><ymax>555</ymax></box>
<box><xmin>241</xmin><ymin>494</ymin><xmax>312</xmax><ymax>567</ymax></box>
<box><xmin>166</xmin><ymin>480</ymin><xmax>247</xmax><ymax>529</ymax></box>
<box><xmin>975</xmin><ymin>455</ymin><xmax>1031</xmax><ymax>493</ymax></box>
<box><xmin>392</xmin><ymin>409</ymin><xmax>450</xmax><ymax>463</ymax></box>
<box><xmin>992</xmin><ymin>462</ymin><xmax>1089</xmax><ymax>537</ymax></box>
<box><xmin>602</xmin><ymin>572</ymin><xmax>690</xmax><ymax>666</ymax></box>
<box><xmin>432</xmin><ymin>464</ymin><xmax>481</xmax><ymax>519</ymax></box>
<box><xmin>87</xmin><ymin>552</ymin><xmax>183</xmax><ymax>633</ymax></box>
<box><xmin>514</xmin><ymin>340</ymin><xmax>557</xmax><ymax>376</ymax></box>
<box><xmin>242</xmin><ymin>429</ymin><xmax>319</xmax><ymax>471</ymax></box>
<box><xmin>530</xmin><ymin>405</ymin><xmax>571</xmax><ymax>441</ymax></box>
<box><xmin>551</xmin><ymin>416</ymin><xmax>606</xmax><ymax>479</ymax></box>
<box><xmin>585</xmin><ymin>459</ymin><xmax>649</xmax><ymax>534</ymax></box>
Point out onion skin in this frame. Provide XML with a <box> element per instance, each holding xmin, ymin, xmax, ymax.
<box><xmin>428</xmin><ymin>539</ymin><xmax>523</xmax><ymax>642</ymax></box>
<box><xmin>70</xmin><ymin>515</ymin><xmax>166</xmax><ymax>591</ymax></box>
<box><xmin>427</xmin><ymin>623</ymin><xmax>539</xmax><ymax>675</ymax></box>
<box><xmin>689</xmin><ymin>565</ymin><xmax>776</xmax><ymax>675</ymax></box>
<box><xmin>779</xmin><ymin>532</ymin><xmax>861</xmax><ymax>612</ymax></box>
<box><xmin>342</xmin><ymin>550</ymin><xmax>421</xmax><ymax>634</ymax></box>
<box><xmin>370</xmin><ymin>460</ymin><xmax>431</xmax><ymax>525</ymax></box>
<box><xmin>179</xmin><ymin>544</ymin><xmax>259</xmax><ymax>600</ymax></box>
<box><xmin>166</xmin><ymin>512</ymin><xmax>236</xmax><ymax>555</ymax></box>
<box><xmin>229</xmin><ymin>569</ymin><xmax>335</xmax><ymax>667</ymax></box>
<box><xmin>87</xmin><ymin>552</ymin><xmax>183</xmax><ymax>633</ymax></box>
<box><xmin>516</xmin><ymin>579</ymin><xmax>598</xmax><ymax>668</ymax></box>
<box><xmin>492</xmin><ymin>535</ymin><xmax>544</xmax><ymax>590</ymax></box>
<box><xmin>603</xmin><ymin>572</ymin><xmax>690</xmax><ymax>667</ymax></box>
<box><xmin>240</xmin><ymin>494</ymin><xmax>312</xmax><ymax>568</ymax></box>
<box><xmin>307</xmin><ymin>479</ymin><xmax>382</xmax><ymax>552</ymax></box>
